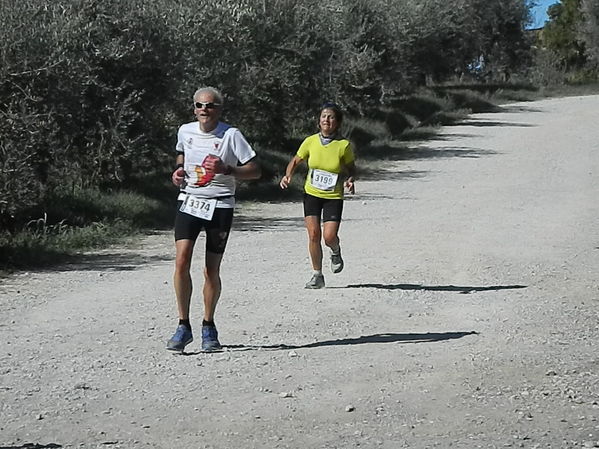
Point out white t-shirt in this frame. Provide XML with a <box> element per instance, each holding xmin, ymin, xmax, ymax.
<box><xmin>175</xmin><ymin>121</ymin><xmax>256</xmax><ymax>208</ymax></box>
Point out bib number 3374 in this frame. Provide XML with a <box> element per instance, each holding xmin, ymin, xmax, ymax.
<box><xmin>311</xmin><ymin>169</ymin><xmax>338</xmax><ymax>191</ymax></box>
<box><xmin>180</xmin><ymin>195</ymin><xmax>217</xmax><ymax>220</ymax></box>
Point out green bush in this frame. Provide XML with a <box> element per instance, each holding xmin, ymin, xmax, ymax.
<box><xmin>1</xmin><ymin>0</ymin><xmax>536</xmax><ymax>234</ymax></box>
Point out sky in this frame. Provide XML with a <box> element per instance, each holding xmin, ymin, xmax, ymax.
<box><xmin>530</xmin><ymin>0</ymin><xmax>560</xmax><ymax>28</ymax></box>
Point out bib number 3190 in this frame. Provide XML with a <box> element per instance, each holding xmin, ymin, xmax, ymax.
<box><xmin>311</xmin><ymin>169</ymin><xmax>338</xmax><ymax>191</ymax></box>
<box><xmin>180</xmin><ymin>195</ymin><xmax>217</xmax><ymax>220</ymax></box>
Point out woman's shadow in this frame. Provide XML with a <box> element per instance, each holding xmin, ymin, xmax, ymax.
<box><xmin>341</xmin><ymin>282</ymin><xmax>527</xmax><ymax>294</ymax></box>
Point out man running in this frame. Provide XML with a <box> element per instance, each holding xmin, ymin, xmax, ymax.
<box><xmin>167</xmin><ymin>86</ymin><xmax>261</xmax><ymax>352</ymax></box>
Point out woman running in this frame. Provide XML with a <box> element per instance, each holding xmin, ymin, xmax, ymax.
<box><xmin>280</xmin><ymin>102</ymin><xmax>356</xmax><ymax>288</ymax></box>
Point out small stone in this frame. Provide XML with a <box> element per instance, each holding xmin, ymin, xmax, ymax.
<box><xmin>279</xmin><ymin>391</ymin><xmax>293</xmax><ymax>398</ymax></box>
<box><xmin>345</xmin><ymin>405</ymin><xmax>355</xmax><ymax>412</ymax></box>
<box><xmin>288</xmin><ymin>350</ymin><xmax>298</xmax><ymax>357</ymax></box>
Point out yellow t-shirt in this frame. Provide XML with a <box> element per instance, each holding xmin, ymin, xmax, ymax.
<box><xmin>296</xmin><ymin>134</ymin><xmax>355</xmax><ymax>199</ymax></box>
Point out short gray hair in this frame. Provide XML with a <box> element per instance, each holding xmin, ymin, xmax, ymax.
<box><xmin>193</xmin><ymin>86</ymin><xmax>224</xmax><ymax>106</ymax></box>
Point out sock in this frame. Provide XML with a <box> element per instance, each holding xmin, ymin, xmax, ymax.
<box><xmin>178</xmin><ymin>319</ymin><xmax>191</xmax><ymax>331</ymax></box>
<box><xmin>202</xmin><ymin>319</ymin><xmax>215</xmax><ymax>327</ymax></box>
<box><xmin>330</xmin><ymin>244</ymin><xmax>341</xmax><ymax>255</ymax></box>
<box><xmin>313</xmin><ymin>269</ymin><xmax>323</xmax><ymax>276</ymax></box>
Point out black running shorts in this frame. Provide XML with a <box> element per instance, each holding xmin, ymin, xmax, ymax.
<box><xmin>303</xmin><ymin>193</ymin><xmax>344</xmax><ymax>222</ymax></box>
<box><xmin>174</xmin><ymin>202</ymin><xmax>234</xmax><ymax>254</ymax></box>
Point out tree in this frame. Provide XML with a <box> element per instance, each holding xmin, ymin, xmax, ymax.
<box><xmin>542</xmin><ymin>0</ymin><xmax>587</xmax><ymax>69</ymax></box>
<box><xmin>579</xmin><ymin>0</ymin><xmax>599</xmax><ymax>64</ymax></box>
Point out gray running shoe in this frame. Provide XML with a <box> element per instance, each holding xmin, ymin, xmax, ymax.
<box><xmin>331</xmin><ymin>250</ymin><xmax>344</xmax><ymax>274</ymax></box>
<box><xmin>305</xmin><ymin>273</ymin><xmax>325</xmax><ymax>289</ymax></box>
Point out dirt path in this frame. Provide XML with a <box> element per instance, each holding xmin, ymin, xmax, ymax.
<box><xmin>1</xmin><ymin>95</ymin><xmax>598</xmax><ymax>449</ymax></box>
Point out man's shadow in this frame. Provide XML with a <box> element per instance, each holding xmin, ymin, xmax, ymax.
<box><xmin>183</xmin><ymin>330</ymin><xmax>478</xmax><ymax>355</ymax></box>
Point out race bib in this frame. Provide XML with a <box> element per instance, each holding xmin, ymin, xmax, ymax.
<box><xmin>311</xmin><ymin>169</ymin><xmax>338</xmax><ymax>191</ymax></box>
<box><xmin>179</xmin><ymin>195</ymin><xmax>217</xmax><ymax>220</ymax></box>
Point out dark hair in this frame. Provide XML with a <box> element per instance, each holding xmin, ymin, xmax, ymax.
<box><xmin>320</xmin><ymin>101</ymin><xmax>343</xmax><ymax>123</ymax></box>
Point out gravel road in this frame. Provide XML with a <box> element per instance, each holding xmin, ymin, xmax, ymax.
<box><xmin>1</xmin><ymin>95</ymin><xmax>598</xmax><ymax>449</ymax></box>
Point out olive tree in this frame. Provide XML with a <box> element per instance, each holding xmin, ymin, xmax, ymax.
<box><xmin>580</xmin><ymin>0</ymin><xmax>599</xmax><ymax>64</ymax></box>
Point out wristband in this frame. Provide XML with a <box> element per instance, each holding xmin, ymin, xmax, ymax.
<box><xmin>176</xmin><ymin>163</ymin><xmax>184</xmax><ymax>170</ymax></box>
<box><xmin>224</xmin><ymin>165</ymin><xmax>233</xmax><ymax>175</ymax></box>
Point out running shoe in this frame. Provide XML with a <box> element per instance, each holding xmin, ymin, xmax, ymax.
<box><xmin>305</xmin><ymin>273</ymin><xmax>325</xmax><ymax>289</ymax></box>
<box><xmin>201</xmin><ymin>325</ymin><xmax>222</xmax><ymax>351</ymax></box>
<box><xmin>166</xmin><ymin>325</ymin><xmax>193</xmax><ymax>352</ymax></box>
<box><xmin>330</xmin><ymin>249</ymin><xmax>344</xmax><ymax>274</ymax></box>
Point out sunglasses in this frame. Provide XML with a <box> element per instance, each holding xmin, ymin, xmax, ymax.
<box><xmin>194</xmin><ymin>102</ymin><xmax>221</xmax><ymax>109</ymax></box>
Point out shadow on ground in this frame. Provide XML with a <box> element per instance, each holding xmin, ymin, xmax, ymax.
<box><xmin>458</xmin><ymin>120</ymin><xmax>535</xmax><ymax>127</ymax></box>
<box><xmin>357</xmin><ymin>146</ymin><xmax>498</xmax><ymax>182</ymax></box>
<box><xmin>343</xmin><ymin>283</ymin><xmax>527</xmax><ymax>294</ymax></box>
<box><xmin>233</xmin><ymin>215</ymin><xmax>305</xmax><ymax>232</ymax></box>
<box><xmin>0</xmin><ymin>444</ymin><xmax>62</xmax><ymax>449</ymax></box>
<box><xmin>182</xmin><ymin>331</ymin><xmax>479</xmax><ymax>355</ymax></box>
<box><xmin>358</xmin><ymin>142</ymin><xmax>496</xmax><ymax>162</ymax></box>
<box><xmin>353</xmin><ymin>96</ymin><xmax>537</xmax><ymax>182</ymax></box>
<box><xmin>48</xmin><ymin>253</ymin><xmax>172</xmax><ymax>272</ymax></box>
<box><xmin>497</xmin><ymin>105</ymin><xmax>542</xmax><ymax>113</ymax></box>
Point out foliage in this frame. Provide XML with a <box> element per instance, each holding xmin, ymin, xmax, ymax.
<box><xmin>527</xmin><ymin>48</ymin><xmax>569</xmax><ymax>85</ymax></box>
<box><xmin>0</xmin><ymin>185</ymin><xmax>169</xmax><ymax>269</ymax></box>
<box><xmin>1</xmin><ymin>0</ymin><xmax>536</xmax><ymax>236</ymax></box>
<box><xmin>0</xmin><ymin>0</ymin><xmax>181</xmax><ymax>229</ymax></box>
<box><xmin>579</xmin><ymin>0</ymin><xmax>599</xmax><ymax>64</ymax></box>
<box><xmin>541</xmin><ymin>0</ymin><xmax>587</xmax><ymax>69</ymax></box>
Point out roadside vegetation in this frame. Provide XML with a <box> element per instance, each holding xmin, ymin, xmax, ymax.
<box><xmin>1</xmin><ymin>0</ymin><xmax>598</xmax><ymax>270</ymax></box>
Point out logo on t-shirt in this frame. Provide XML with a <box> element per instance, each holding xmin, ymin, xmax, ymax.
<box><xmin>193</xmin><ymin>163</ymin><xmax>215</xmax><ymax>187</ymax></box>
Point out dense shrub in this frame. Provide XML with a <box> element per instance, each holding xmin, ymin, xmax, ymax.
<box><xmin>0</xmin><ymin>0</ymin><xmax>181</xmax><ymax>228</ymax></box>
<box><xmin>580</xmin><ymin>0</ymin><xmax>599</xmax><ymax>65</ymax></box>
<box><xmin>0</xmin><ymin>0</ymin><xmax>535</xmax><ymax>230</ymax></box>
